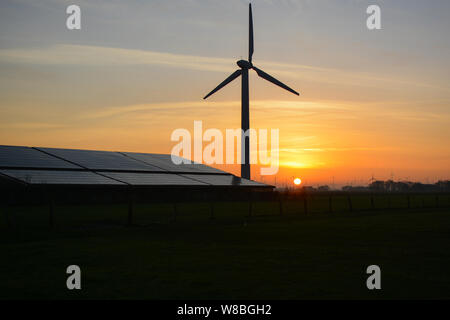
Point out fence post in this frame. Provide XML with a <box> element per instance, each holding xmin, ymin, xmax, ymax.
<box><xmin>278</xmin><ymin>193</ymin><xmax>283</xmax><ymax>216</ymax></box>
<box><xmin>347</xmin><ymin>194</ymin><xmax>353</xmax><ymax>212</ymax></box>
<box><xmin>436</xmin><ymin>195</ymin><xmax>439</xmax><ymax>208</ymax></box>
<box><xmin>370</xmin><ymin>194</ymin><xmax>375</xmax><ymax>209</ymax></box>
<box><xmin>388</xmin><ymin>195</ymin><xmax>391</xmax><ymax>209</ymax></box>
<box><xmin>172</xmin><ymin>202</ymin><xmax>178</xmax><ymax>223</ymax></box>
<box><xmin>329</xmin><ymin>195</ymin><xmax>333</xmax><ymax>213</ymax></box>
<box><xmin>407</xmin><ymin>194</ymin><xmax>411</xmax><ymax>209</ymax></box>
<box><xmin>127</xmin><ymin>190</ymin><xmax>134</xmax><ymax>226</ymax></box>
<box><xmin>210</xmin><ymin>201</ymin><xmax>215</xmax><ymax>220</ymax></box>
<box><xmin>43</xmin><ymin>186</ymin><xmax>54</xmax><ymax>229</ymax></box>
<box><xmin>303</xmin><ymin>194</ymin><xmax>308</xmax><ymax>214</ymax></box>
<box><xmin>49</xmin><ymin>197</ymin><xmax>54</xmax><ymax>228</ymax></box>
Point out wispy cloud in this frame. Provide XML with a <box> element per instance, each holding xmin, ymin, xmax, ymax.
<box><xmin>0</xmin><ymin>44</ymin><xmax>232</xmax><ymax>72</ymax></box>
<box><xmin>0</xmin><ymin>122</ymin><xmax>67</xmax><ymax>130</ymax></box>
<box><xmin>78</xmin><ymin>99</ymin><xmax>348</xmax><ymax>120</ymax></box>
<box><xmin>0</xmin><ymin>44</ymin><xmax>445</xmax><ymax>91</ymax></box>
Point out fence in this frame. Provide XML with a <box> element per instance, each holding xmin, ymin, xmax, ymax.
<box><xmin>1</xmin><ymin>191</ymin><xmax>450</xmax><ymax>230</ymax></box>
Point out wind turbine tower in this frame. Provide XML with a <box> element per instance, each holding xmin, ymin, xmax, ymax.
<box><xmin>204</xmin><ymin>3</ymin><xmax>299</xmax><ymax>180</ymax></box>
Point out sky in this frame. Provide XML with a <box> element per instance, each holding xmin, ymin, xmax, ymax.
<box><xmin>0</xmin><ymin>0</ymin><xmax>449</xmax><ymax>187</ymax></box>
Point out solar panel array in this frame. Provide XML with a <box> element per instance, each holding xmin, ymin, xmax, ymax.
<box><xmin>101</xmin><ymin>172</ymin><xmax>206</xmax><ymax>186</ymax></box>
<box><xmin>36</xmin><ymin>147</ymin><xmax>164</xmax><ymax>172</ymax></box>
<box><xmin>181</xmin><ymin>174</ymin><xmax>264</xmax><ymax>186</ymax></box>
<box><xmin>0</xmin><ymin>145</ymin><xmax>270</xmax><ymax>188</ymax></box>
<box><xmin>123</xmin><ymin>152</ymin><xmax>224</xmax><ymax>174</ymax></box>
<box><xmin>0</xmin><ymin>169</ymin><xmax>124</xmax><ymax>185</ymax></box>
<box><xmin>0</xmin><ymin>145</ymin><xmax>81</xmax><ymax>169</ymax></box>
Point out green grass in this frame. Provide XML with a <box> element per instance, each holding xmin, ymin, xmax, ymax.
<box><xmin>1</xmin><ymin>200</ymin><xmax>450</xmax><ymax>300</ymax></box>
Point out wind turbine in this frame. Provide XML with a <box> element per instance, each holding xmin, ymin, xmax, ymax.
<box><xmin>203</xmin><ymin>3</ymin><xmax>299</xmax><ymax>180</ymax></box>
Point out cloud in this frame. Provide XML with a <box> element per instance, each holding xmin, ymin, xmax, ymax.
<box><xmin>78</xmin><ymin>99</ymin><xmax>349</xmax><ymax>121</ymax></box>
<box><xmin>0</xmin><ymin>44</ymin><xmax>232</xmax><ymax>72</ymax></box>
<box><xmin>1</xmin><ymin>44</ymin><xmax>445</xmax><ymax>91</ymax></box>
<box><xmin>0</xmin><ymin>122</ymin><xmax>67</xmax><ymax>130</ymax></box>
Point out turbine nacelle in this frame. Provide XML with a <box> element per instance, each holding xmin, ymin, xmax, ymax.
<box><xmin>237</xmin><ymin>59</ymin><xmax>253</xmax><ymax>69</ymax></box>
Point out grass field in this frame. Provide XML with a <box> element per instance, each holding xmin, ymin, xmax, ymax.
<box><xmin>1</xmin><ymin>198</ymin><xmax>450</xmax><ymax>299</ymax></box>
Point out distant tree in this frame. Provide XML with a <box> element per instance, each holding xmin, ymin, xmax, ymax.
<box><xmin>395</xmin><ymin>182</ymin><xmax>411</xmax><ymax>192</ymax></box>
<box><xmin>436</xmin><ymin>180</ymin><xmax>450</xmax><ymax>192</ymax></box>
<box><xmin>342</xmin><ymin>185</ymin><xmax>368</xmax><ymax>192</ymax></box>
<box><xmin>385</xmin><ymin>180</ymin><xmax>395</xmax><ymax>192</ymax></box>
<box><xmin>369</xmin><ymin>180</ymin><xmax>385</xmax><ymax>192</ymax></box>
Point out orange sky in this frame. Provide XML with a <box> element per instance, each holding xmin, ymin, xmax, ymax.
<box><xmin>1</xmin><ymin>98</ymin><xmax>448</xmax><ymax>186</ymax></box>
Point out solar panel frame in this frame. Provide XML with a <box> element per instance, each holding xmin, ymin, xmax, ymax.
<box><xmin>36</xmin><ymin>147</ymin><xmax>165</xmax><ymax>172</ymax></box>
<box><xmin>122</xmin><ymin>152</ymin><xmax>228</xmax><ymax>174</ymax></box>
<box><xmin>100</xmin><ymin>172</ymin><xmax>209</xmax><ymax>186</ymax></box>
<box><xmin>181</xmin><ymin>174</ymin><xmax>267</xmax><ymax>186</ymax></box>
<box><xmin>0</xmin><ymin>169</ymin><xmax>125</xmax><ymax>186</ymax></box>
<box><xmin>0</xmin><ymin>145</ymin><xmax>81</xmax><ymax>169</ymax></box>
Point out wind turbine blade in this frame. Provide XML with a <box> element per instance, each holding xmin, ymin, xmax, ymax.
<box><xmin>249</xmin><ymin>3</ymin><xmax>254</xmax><ymax>63</ymax></box>
<box><xmin>253</xmin><ymin>66</ymin><xmax>299</xmax><ymax>96</ymax></box>
<box><xmin>203</xmin><ymin>69</ymin><xmax>242</xmax><ymax>99</ymax></box>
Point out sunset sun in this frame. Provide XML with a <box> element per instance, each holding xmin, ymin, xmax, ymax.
<box><xmin>294</xmin><ymin>178</ymin><xmax>302</xmax><ymax>185</ymax></box>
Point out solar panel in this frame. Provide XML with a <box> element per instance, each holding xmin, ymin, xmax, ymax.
<box><xmin>101</xmin><ymin>172</ymin><xmax>208</xmax><ymax>186</ymax></box>
<box><xmin>36</xmin><ymin>147</ymin><xmax>164</xmax><ymax>172</ymax></box>
<box><xmin>0</xmin><ymin>145</ymin><xmax>273</xmax><ymax>189</ymax></box>
<box><xmin>0</xmin><ymin>169</ymin><xmax>125</xmax><ymax>185</ymax></box>
<box><xmin>181</xmin><ymin>174</ymin><xmax>267</xmax><ymax>186</ymax></box>
<box><xmin>123</xmin><ymin>152</ymin><xmax>227</xmax><ymax>174</ymax></box>
<box><xmin>0</xmin><ymin>145</ymin><xmax>81</xmax><ymax>169</ymax></box>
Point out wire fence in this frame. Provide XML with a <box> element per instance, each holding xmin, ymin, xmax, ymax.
<box><xmin>2</xmin><ymin>192</ymin><xmax>450</xmax><ymax>230</ymax></box>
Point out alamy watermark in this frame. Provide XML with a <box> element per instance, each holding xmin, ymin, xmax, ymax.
<box><xmin>66</xmin><ymin>5</ymin><xmax>81</xmax><ymax>30</ymax></box>
<box><xmin>66</xmin><ymin>265</ymin><xmax>81</xmax><ymax>290</ymax></box>
<box><xmin>367</xmin><ymin>5</ymin><xmax>381</xmax><ymax>30</ymax></box>
<box><xmin>170</xmin><ymin>121</ymin><xmax>279</xmax><ymax>176</ymax></box>
<box><xmin>65</xmin><ymin>4</ymin><xmax>381</xmax><ymax>32</ymax></box>
<box><xmin>366</xmin><ymin>265</ymin><xmax>381</xmax><ymax>290</ymax></box>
